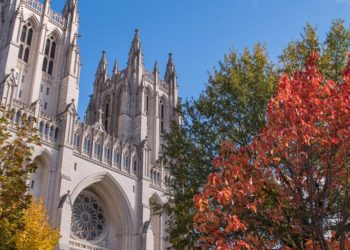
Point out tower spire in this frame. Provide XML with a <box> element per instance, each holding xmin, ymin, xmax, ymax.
<box><xmin>113</xmin><ymin>60</ymin><xmax>118</xmax><ymax>75</ymax></box>
<box><xmin>153</xmin><ymin>60</ymin><xmax>159</xmax><ymax>84</ymax></box>
<box><xmin>95</xmin><ymin>51</ymin><xmax>108</xmax><ymax>83</ymax></box>
<box><xmin>153</xmin><ymin>60</ymin><xmax>159</xmax><ymax>74</ymax></box>
<box><xmin>112</xmin><ymin>60</ymin><xmax>118</xmax><ymax>81</ymax></box>
<box><xmin>165</xmin><ymin>53</ymin><xmax>176</xmax><ymax>82</ymax></box>
<box><xmin>127</xmin><ymin>29</ymin><xmax>144</xmax><ymax>87</ymax></box>
<box><xmin>129</xmin><ymin>29</ymin><xmax>141</xmax><ymax>54</ymax></box>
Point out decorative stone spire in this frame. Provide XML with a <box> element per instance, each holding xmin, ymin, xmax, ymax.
<box><xmin>127</xmin><ymin>29</ymin><xmax>143</xmax><ymax>68</ymax></box>
<box><xmin>153</xmin><ymin>60</ymin><xmax>159</xmax><ymax>74</ymax></box>
<box><xmin>63</xmin><ymin>0</ymin><xmax>79</xmax><ymax>27</ymax></box>
<box><xmin>43</xmin><ymin>0</ymin><xmax>51</xmax><ymax>15</ymax></box>
<box><xmin>64</xmin><ymin>0</ymin><xmax>78</xmax><ymax>13</ymax></box>
<box><xmin>165</xmin><ymin>53</ymin><xmax>176</xmax><ymax>82</ymax></box>
<box><xmin>113</xmin><ymin>60</ymin><xmax>118</xmax><ymax>76</ymax></box>
<box><xmin>153</xmin><ymin>60</ymin><xmax>159</xmax><ymax>83</ymax></box>
<box><xmin>94</xmin><ymin>51</ymin><xmax>108</xmax><ymax>86</ymax></box>
<box><xmin>129</xmin><ymin>29</ymin><xmax>141</xmax><ymax>55</ymax></box>
<box><xmin>112</xmin><ymin>60</ymin><xmax>118</xmax><ymax>82</ymax></box>
<box><xmin>96</xmin><ymin>51</ymin><xmax>107</xmax><ymax>76</ymax></box>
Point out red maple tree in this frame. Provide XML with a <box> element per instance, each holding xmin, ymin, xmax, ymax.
<box><xmin>194</xmin><ymin>53</ymin><xmax>350</xmax><ymax>250</ymax></box>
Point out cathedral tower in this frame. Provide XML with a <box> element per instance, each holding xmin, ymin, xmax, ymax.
<box><xmin>0</xmin><ymin>0</ymin><xmax>81</xmax><ymax>116</ymax></box>
<box><xmin>0</xmin><ymin>1</ymin><xmax>177</xmax><ymax>249</ymax></box>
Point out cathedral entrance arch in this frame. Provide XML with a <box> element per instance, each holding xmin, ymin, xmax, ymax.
<box><xmin>30</xmin><ymin>149</ymin><xmax>54</xmax><ymax>206</ymax></box>
<box><xmin>69</xmin><ymin>172</ymin><xmax>135</xmax><ymax>250</ymax></box>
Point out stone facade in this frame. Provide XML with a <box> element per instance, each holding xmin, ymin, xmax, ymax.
<box><xmin>0</xmin><ymin>1</ymin><xmax>178</xmax><ymax>249</ymax></box>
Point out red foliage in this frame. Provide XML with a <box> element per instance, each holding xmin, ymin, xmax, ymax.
<box><xmin>194</xmin><ymin>53</ymin><xmax>350</xmax><ymax>249</ymax></box>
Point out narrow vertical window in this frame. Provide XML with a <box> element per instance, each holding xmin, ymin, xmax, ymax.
<box><xmin>42</xmin><ymin>35</ymin><xmax>57</xmax><ymax>75</ymax></box>
<box><xmin>23</xmin><ymin>48</ymin><xmax>30</xmax><ymax>63</ymax></box>
<box><xmin>18</xmin><ymin>23</ymin><xmax>33</xmax><ymax>63</ymax></box>
<box><xmin>160</xmin><ymin>100</ymin><xmax>164</xmax><ymax>133</ymax></box>
<box><xmin>104</xmin><ymin>99</ymin><xmax>110</xmax><ymax>130</ymax></box>
<box><xmin>145</xmin><ymin>93</ymin><xmax>149</xmax><ymax>113</ymax></box>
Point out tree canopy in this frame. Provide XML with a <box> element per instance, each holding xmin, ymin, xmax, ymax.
<box><xmin>194</xmin><ymin>53</ymin><xmax>350</xmax><ymax>249</ymax></box>
<box><xmin>161</xmin><ymin>20</ymin><xmax>350</xmax><ymax>249</ymax></box>
<box><xmin>161</xmin><ymin>44</ymin><xmax>277</xmax><ymax>249</ymax></box>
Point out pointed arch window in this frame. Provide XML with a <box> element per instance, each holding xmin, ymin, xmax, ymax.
<box><xmin>145</xmin><ymin>91</ymin><xmax>149</xmax><ymax>114</ymax></box>
<box><xmin>104</xmin><ymin>98</ymin><xmax>110</xmax><ymax>130</ymax></box>
<box><xmin>94</xmin><ymin>141</ymin><xmax>102</xmax><ymax>158</ymax></box>
<box><xmin>18</xmin><ymin>22</ymin><xmax>34</xmax><ymax>63</ymax></box>
<box><xmin>160</xmin><ymin>99</ymin><xmax>165</xmax><ymax>133</ymax></box>
<box><xmin>83</xmin><ymin>136</ymin><xmax>91</xmax><ymax>154</ymax></box>
<box><xmin>73</xmin><ymin>132</ymin><xmax>80</xmax><ymax>149</ymax></box>
<box><xmin>104</xmin><ymin>145</ymin><xmax>111</xmax><ymax>161</ymax></box>
<box><xmin>113</xmin><ymin>150</ymin><xmax>121</xmax><ymax>166</ymax></box>
<box><xmin>132</xmin><ymin>158</ymin><xmax>137</xmax><ymax>175</ymax></box>
<box><xmin>123</xmin><ymin>153</ymin><xmax>129</xmax><ymax>171</ymax></box>
<box><xmin>42</xmin><ymin>35</ymin><xmax>57</xmax><ymax>75</ymax></box>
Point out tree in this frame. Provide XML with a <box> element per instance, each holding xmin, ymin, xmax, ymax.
<box><xmin>280</xmin><ymin>19</ymin><xmax>350</xmax><ymax>82</ymax></box>
<box><xmin>15</xmin><ymin>198</ymin><xmax>60</xmax><ymax>250</ymax></box>
<box><xmin>194</xmin><ymin>53</ymin><xmax>350</xmax><ymax>249</ymax></box>
<box><xmin>0</xmin><ymin>109</ymin><xmax>40</xmax><ymax>249</ymax></box>
<box><xmin>161</xmin><ymin>44</ymin><xmax>277</xmax><ymax>249</ymax></box>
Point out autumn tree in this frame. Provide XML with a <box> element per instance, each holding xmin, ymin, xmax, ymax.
<box><xmin>0</xmin><ymin>109</ymin><xmax>42</xmax><ymax>249</ymax></box>
<box><xmin>194</xmin><ymin>53</ymin><xmax>350</xmax><ymax>249</ymax></box>
<box><xmin>15</xmin><ymin>198</ymin><xmax>60</xmax><ymax>250</ymax></box>
<box><xmin>161</xmin><ymin>44</ymin><xmax>277</xmax><ymax>249</ymax></box>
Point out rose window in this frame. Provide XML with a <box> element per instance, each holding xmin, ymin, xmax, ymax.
<box><xmin>71</xmin><ymin>191</ymin><xmax>106</xmax><ymax>241</ymax></box>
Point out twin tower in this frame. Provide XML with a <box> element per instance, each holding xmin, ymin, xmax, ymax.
<box><xmin>0</xmin><ymin>0</ymin><xmax>178</xmax><ymax>249</ymax></box>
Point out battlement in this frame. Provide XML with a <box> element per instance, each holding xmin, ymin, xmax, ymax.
<box><xmin>24</xmin><ymin>0</ymin><xmax>66</xmax><ymax>27</ymax></box>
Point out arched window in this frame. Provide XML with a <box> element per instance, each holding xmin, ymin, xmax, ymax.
<box><xmin>94</xmin><ymin>141</ymin><xmax>102</xmax><ymax>157</ymax></box>
<box><xmin>145</xmin><ymin>92</ymin><xmax>149</xmax><ymax>113</ymax></box>
<box><xmin>104</xmin><ymin>98</ymin><xmax>110</xmax><ymax>130</ymax></box>
<box><xmin>73</xmin><ymin>132</ymin><xmax>80</xmax><ymax>148</ymax></box>
<box><xmin>39</xmin><ymin>121</ymin><xmax>44</xmax><ymax>134</ymax></box>
<box><xmin>104</xmin><ymin>145</ymin><xmax>111</xmax><ymax>161</ymax></box>
<box><xmin>42</xmin><ymin>35</ymin><xmax>57</xmax><ymax>75</ymax></box>
<box><xmin>122</xmin><ymin>153</ymin><xmax>129</xmax><ymax>171</ymax></box>
<box><xmin>83</xmin><ymin>136</ymin><xmax>91</xmax><ymax>154</ymax></box>
<box><xmin>157</xmin><ymin>173</ymin><xmax>161</xmax><ymax>185</ymax></box>
<box><xmin>150</xmin><ymin>169</ymin><xmax>154</xmax><ymax>183</ymax></box>
<box><xmin>132</xmin><ymin>158</ymin><xmax>137</xmax><ymax>174</ymax></box>
<box><xmin>15</xmin><ymin>110</ymin><xmax>20</xmax><ymax>124</ymax></box>
<box><xmin>18</xmin><ymin>22</ymin><xmax>34</xmax><ymax>63</ymax></box>
<box><xmin>54</xmin><ymin>128</ymin><xmax>59</xmax><ymax>141</ymax></box>
<box><xmin>49</xmin><ymin>125</ymin><xmax>54</xmax><ymax>139</ymax></box>
<box><xmin>160</xmin><ymin>100</ymin><xmax>164</xmax><ymax>133</ymax></box>
<box><xmin>44</xmin><ymin>123</ymin><xmax>49</xmax><ymax>136</ymax></box>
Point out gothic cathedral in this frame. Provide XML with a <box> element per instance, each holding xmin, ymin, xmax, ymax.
<box><xmin>0</xmin><ymin>0</ymin><xmax>178</xmax><ymax>249</ymax></box>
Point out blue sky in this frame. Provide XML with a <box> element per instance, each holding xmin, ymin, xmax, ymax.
<box><xmin>50</xmin><ymin>0</ymin><xmax>350</xmax><ymax>118</ymax></box>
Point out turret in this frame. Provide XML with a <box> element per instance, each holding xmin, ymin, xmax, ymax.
<box><xmin>164</xmin><ymin>53</ymin><xmax>178</xmax><ymax>115</ymax></box>
<box><xmin>43</xmin><ymin>0</ymin><xmax>51</xmax><ymax>15</ymax></box>
<box><xmin>63</xmin><ymin>0</ymin><xmax>79</xmax><ymax>42</ymax></box>
<box><xmin>164</xmin><ymin>53</ymin><xmax>176</xmax><ymax>83</ymax></box>
<box><xmin>95</xmin><ymin>51</ymin><xmax>108</xmax><ymax>88</ymax></box>
<box><xmin>127</xmin><ymin>29</ymin><xmax>143</xmax><ymax>92</ymax></box>
<box><xmin>153</xmin><ymin>60</ymin><xmax>159</xmax><ymax>85</ymax></box>
<box><xmin>112</xmin><ymin>59</ymin><xmax>118</xmax><ymax>81</ymax></box>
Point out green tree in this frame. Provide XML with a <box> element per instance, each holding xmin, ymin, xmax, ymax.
<box><xmin>0</xmin><ymin>109</ymin><xmax>40</xmax><ymax>250</ymax></box>
<box><xmin>280</xmin><ymin>19</ymin><xmax>350</xmax><ymax>82</ymax></box>
<box><xmin>161</xmin><ymin>44</ymin><xmax>277</xmax><ymax>249</ymax></box>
